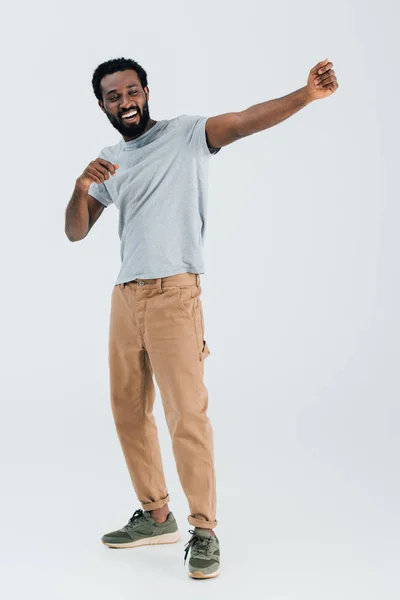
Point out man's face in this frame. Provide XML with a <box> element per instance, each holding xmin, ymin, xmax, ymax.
<box><xmin>99</xmin><ymin>70</ymin><xmax>150</xmax><ymax>138</ymax></box>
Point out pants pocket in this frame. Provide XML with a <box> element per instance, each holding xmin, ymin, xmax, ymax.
<box><xmin>177</xmin><ymin>285</ymin><xmax>197</xmax><ymax>320</ymax></box>
<box><xmin>176</xmin><ymin>286</ymin><xmax>209</xmax><ymax>360</ymax></box>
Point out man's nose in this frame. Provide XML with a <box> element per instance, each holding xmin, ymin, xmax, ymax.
<box><xmin>120</xmin><ymin>96</ymin><xmax>137</xmax><ymax>110</ymax></box>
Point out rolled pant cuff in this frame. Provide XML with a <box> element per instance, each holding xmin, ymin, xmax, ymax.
<box><xmin>188</xmin><ymin>515</ymin><xmax>218</xmax><ymax>529</ymax></box>
<box><xmin>141</xmin><ymin>495</ymin><xmax>170</xmax><ymax>511</ymax></box>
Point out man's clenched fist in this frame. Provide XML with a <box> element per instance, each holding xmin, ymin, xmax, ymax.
<box><xmin>77</xmin><ymin>158</ymin><xmax>119</xmax><ymax>189</ymax></box>
<box><xmin>306</xmin><ymin>58</ymin><xmax>339</xmax><ymax>101</ymax></box>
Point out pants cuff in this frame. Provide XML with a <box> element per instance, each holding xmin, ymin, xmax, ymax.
<box><xmin>141</xmin><ymin>494</ymin><xmax>170</xmax><ymax>511</ymax></box>
<box><xmin>188</xmin><ymin>515</ymin><xmax>218</xmax><ymax>529</ymax></box>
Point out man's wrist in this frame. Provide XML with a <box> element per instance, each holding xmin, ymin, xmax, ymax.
<box><xmin>301</xmin><ymin>85</ymin><xmax>315</xmax><ymax>105</ymax></box>
<box><xmin>75</xmin><ymin>177</ymin><xmax>90</xmax><ymax>193</ymax></box>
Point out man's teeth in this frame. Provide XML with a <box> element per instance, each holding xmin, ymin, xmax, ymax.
<box><xmin>122</xmin><ymin>110</ymin><xmax>138</xmax><ymax>119</ymax></box>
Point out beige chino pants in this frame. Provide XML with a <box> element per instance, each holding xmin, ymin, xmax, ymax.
<box><xmin>108</xmin><ymin>272</ymin><xmax>217</xmax><ymax>529</ymax></box>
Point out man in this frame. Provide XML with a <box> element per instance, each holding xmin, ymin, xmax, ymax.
<box><xmin>65</xmin><ymin>56</ymin><xmax>338</xmax><ymax>579</ymax></box>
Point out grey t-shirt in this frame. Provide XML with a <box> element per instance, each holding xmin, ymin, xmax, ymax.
<box><xmin>88</xmin><ymin>115</ymin><xmax>220</xmax><ymax>285</ymax></box>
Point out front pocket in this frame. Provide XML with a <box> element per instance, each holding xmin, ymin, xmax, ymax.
<box><xmin>177</xmin><ymin>285</ymin><xmax>196</xmax><ymax>320</ymax></box>
<box><xmin>176</xmin><ymin>286</ymin><xmax>204</xmax><ymax>354</ymax></box>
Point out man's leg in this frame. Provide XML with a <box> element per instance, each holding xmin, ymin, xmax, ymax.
<box><xmin>143</xmin><ymin>274</ymin><xmax>218</xmax><ymax>531</ymax></box>
<box><xmin>108</xmin><ymin>283</ymin><xmax>170</xmax><ymax>511</ymax></box>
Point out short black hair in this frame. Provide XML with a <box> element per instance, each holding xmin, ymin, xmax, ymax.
<box><xmin>91</xmin><ymin>57</ymin><xmax>148</xmax><ymax>102</ymax></box>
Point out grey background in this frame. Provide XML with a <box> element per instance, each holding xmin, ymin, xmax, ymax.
<box><xmin>1</xmin><ymin>0</ymin><xmax>399</xmax><ymax>598</ymax></box>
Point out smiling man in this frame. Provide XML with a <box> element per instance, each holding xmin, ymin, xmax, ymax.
<box><xmin>65</xmin><ymin>56</ymin><xmax>338</xmax><ymax>579</ymax></box>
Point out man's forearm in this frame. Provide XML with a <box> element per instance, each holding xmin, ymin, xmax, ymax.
<box><xmin>238</xmin><ymin>86</ymin><xmax>314</xmax><ymax>137</ymax></box>
<box><xmin>65</xmin><ymin>180</ymin><xmax>90</xmax><ymax>241</ymax></box>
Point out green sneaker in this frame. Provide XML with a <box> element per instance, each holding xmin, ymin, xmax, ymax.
<box><xmin>102</xmin><ymin>509</ymin><xmax>180</xmax><ymax>548</ymax></box>
<box><xmin>184</xmin><ymin>528</ymin><xmax>220</xmax><ymax>579</ymax></box>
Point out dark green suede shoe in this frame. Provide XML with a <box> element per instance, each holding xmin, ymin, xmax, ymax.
<box><xmin>184</xmin><ymin>528</ymin><xmax>220</xmax><ymax>579</ymax></box>
<box><xmin>102</xmin><ymin>509</ymin><xmax>180</xmax><ymax>548</ymax></box>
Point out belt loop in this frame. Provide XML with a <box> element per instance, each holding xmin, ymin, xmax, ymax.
<box><xmin>156</xmin><ymin>278</ymin><xmax>163</xmax><ymax>293</ymax></box>
<box><xmin>196</xmin><ymin>274</ymin><xmax>200</xmax><ymax>288</ymax></box>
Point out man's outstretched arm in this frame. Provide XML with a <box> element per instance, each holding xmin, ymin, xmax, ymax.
<box><xmin>206</xmin><ymin>58</ymin><xmax>339</xmax><ymax>149</ymax></box>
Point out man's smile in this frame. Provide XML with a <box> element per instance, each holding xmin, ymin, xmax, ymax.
<box><xmin>121</xmin><ymin>109</ymin><xmax>139</xmax><ymax>122</ymax></box>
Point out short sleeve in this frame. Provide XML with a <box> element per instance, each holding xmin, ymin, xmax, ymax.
<box><xmin>179</xmin><ymin>115</ymin><xmax>221</xmax><ymax>157</ymax></box>
<box><xmin>87</xmin><ymin>180</ymin><xmax>113</xmax><ymax>207</ymax></box>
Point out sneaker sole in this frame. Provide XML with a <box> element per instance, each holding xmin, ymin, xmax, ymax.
<box><xmin>102</xmin><ymin>530</ymin><xmax>181</xmax><ymax>548</ymax></box>
<box><xmin>189</xmin><ymin>568</ymin><xmax>220</xmax><ymax>579</ymax></box>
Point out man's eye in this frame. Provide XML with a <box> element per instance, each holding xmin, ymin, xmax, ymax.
<box><xmin>109</xmin><ymin>96</ymin><xmax>118</xmax><ymax>101</ymax></box>
<box><xmin>129</xmin><ymin>91</ymin><xmax>138</xmax><ymax>95</ymax></box>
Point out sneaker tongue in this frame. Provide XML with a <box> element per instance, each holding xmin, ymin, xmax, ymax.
<box><xmin>194</xmin><ymin>527</ymin><xmax>212</xmax><ymax>539</ymax></box>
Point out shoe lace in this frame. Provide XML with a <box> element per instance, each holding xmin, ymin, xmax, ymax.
<box><xmin>183</xmin><ymin>529</ymin><xmax>212</xmax><ymax>565</ymax></box>
<box><xmin>127</xmin><ymin>509</ymin><xmax>146</xmax><ymax>527</ymax></box>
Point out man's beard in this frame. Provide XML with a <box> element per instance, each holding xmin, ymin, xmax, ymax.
<box><xmin>105</xmin><ymin>101</ymin><xmax>150</xmax><ymax>138</ymax></box>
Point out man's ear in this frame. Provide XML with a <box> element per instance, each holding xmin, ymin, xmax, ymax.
<box><xmin>144</xmin><ymin>86</ymin><xmax>150</xmax><ymax>101</ymax></box>
<box><xmin>98</xmin><ymin>100</ymin><xmax>106</xmax><ymax>113</ymax></box>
